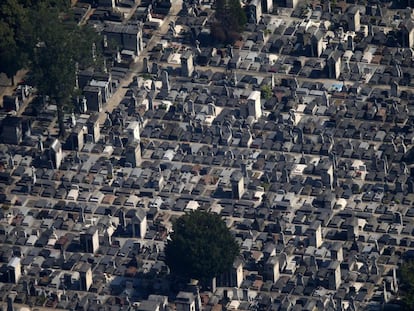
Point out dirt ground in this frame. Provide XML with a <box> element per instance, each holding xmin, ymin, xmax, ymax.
<box><xmin>0</xmin><ymin>70</ymin><xmax>28</xmax><ymax>107</ymax></box>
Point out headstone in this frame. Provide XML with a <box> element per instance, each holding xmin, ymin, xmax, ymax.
<box><xmin>169</xmin><ymin>21</ymin><xmax>177</xmax><ymax>36</ymax></box>
<box><xmin>347</xmin><ymin>35</ymin><xmax>354</xmax><ymax>51</ymax></box>
<box><xmin>79</xmin><ymin>205</ymin><xmax>85</xmax><ymax>223</ymax></box>
<box><xmin>374</xmin><ymin>239</ymin><xmax>380</xmax><ymax>253</ymax></box>
<box><xmin>195</xmin><ymin>40</ymin><xmax>201</xmax><ymax>54</ymax></box>
<box><xmin>108</xmin><ymin>131</ymin><xmax>115</xmax><ymax>144</ymax></box>
<box><xmin>81</xmin><ymin>97</ymin><xmax>87</xmax><ymax>113</ymax></box>
<box><xmin>147</xmin><ymin>94</ymin><xmax>153</xmax><ymax>110</ymax></box>
<box><xmin>280</xmin><ymin>232</ymin><xmax>286</xmax><ymax>246</ymax></box>
<box><xmin>221</xmin><ymin>84</ymin><xmax>229</xmax><ymax>97</ymax></box>
<box><xmin>38</xmin><ymin>136</ymin><xmax>44</xmax><ymax>152</ymax></box>
<box><xmin>281</xmin><ymin>168</ymin><xmax>290</xmax><ymax>183</ymax></box>
<box><xmin>151</xmin><ymin>62</ymin><xmax>159</xmax><ymax>75</ymax></box>
<box><xmin>371</xmin><ymin>257</ymin><xmax>379</xmax><ymax>275</ymax></box>
<box><xmin>297</xmin><ymin>128</ymin><xmax>304</xmax><ymax>144</ymax></box>
<box><xmin>104</xmin><ymin>227</ymin><xmax>112</xmax><ymax>245</ymax></box>
<box><xmin>119</xmin><ymin>208</ymin><xmax>126</xmax><ymax>229</ymax></box>
<box><xmin>315</xmin><ymin>180</ymin><xmax>323</xmax><ymax>189</ymax></box>
<box><xmin>114</xmin><ymin>136</ymin><xmax>124</xmax><ymax>148</ymax></box>
<box><xmin>75</xmin><ymin>62</ymin><xmax>79</xmax><ymax>90</ymax></box>
<box><xmin>401</xmin><ymin>139</ymin><xmax>407</xmax><ymax>154</ymax></box>
<box><xmin>321</xmin><ymin>171</ymin><xmax>333</xmax><ymax>190</ymax></box>
<box><xmin>227</xmin><ymin>45</ymin><xmax>234</xmax><ymax>58</ymax></box>
<box><xmin>293</xmin><ymin>78</ymin><xmax>299</xmax><ymax>89</ymax></box>
<box><xmin>330</xmin><ymin>152</ymin><xmax>337</xmax><ymax>170</ymax></box>
<box><xmin>207</xmin><ymin>103</ymin><xmax>216</xmax><ymax>116</ymax></box>
<box><xmin>395</xmin><ymin>180</ymin><xmax>403</xmax><ymax>193</ymax></box>
<box><xmin>289</xmin><ymin>110</ymin><xmax>295</xmax><ymax>124</ymax></box>
<box><xmin>23</xmin><ymin>280</ymin><xmax>30</xmax><ymax>296</ymax></box>
<box><xmin>392</xmin><ymin>267</ymin><xmax>398</xmax><ymax>293</ymax></box>
<box><xmin>130</xmin><ymin>93</ymin><xmax>137</xmax><ymax>108</ymax></box>
<box><xmin>61</xmin><ymin>246</ymin><xmax>66</xmax><ymax>261</ymax></box>
<box><xmin>31</xmin><ymin>166</ymin><xmax>36</xmax><ymax>185</ymax></box>
<box><xmin>348</xmin><ymin>139</ymin><xmax>354</xmax><ymax>151</ymax></box>
<box><xmin>383</xmin><ymin>281</ymin><xmax>389</xmax><ymax>303</ymax></box>
<box><xmin>143</xmin><ymin>57</ymin><xmax>150</xmax><ymax>73</ymax></box>
<box><xmin>345</xmin><ymin>60</ymin><xmax>350</xmax><ymax>72</ymax></box>
<box><xmin>232</xmin><ymin>71</ymin><xmax>237</xmax><ymax>86</ymax></box>
<box><xmin>259</xmin><ymin>30</ymin><xmax>265</xmax><ymax>42</ymax></box>
<box><xmin>116</xmin><ymin>50</ymin><xmax>121</xmax><ymax>63</ymax></box>
<box><xmin>297</xmin><ymin>273</ymin><xmax>304</xmax><ymax>286</ymax></box>
<box><xmin>395</xmin><ymin>212</ymin><xmax>403</xmax><ymax>225</ymax></box>
<box><xmin>92</xmin><ymin>43</ymin><xmax>97</xmax><ymax>62</ymax></box>
<box><xmin>396</xmin><ymin>64</ymin><xmax>402</xmax><ymax>78</ymax></box>
<box><xmin>322</xmin><ymin>91</ymin><xmax>329</xmax><ymax>106</ymax></box>
<box><xmin>368</xmin><ymin>23</ymin><xmax>374</xmax><ymax>37</ymax></box>
<box><xmin>161</xmin><ymin>70</ymin><xmax>170</xmax><ymax>92</ymax></box>
<box><xmin>85</xmin><ymin>134</ymin><xmax>94</xmax><ymax>144</ymax></box>
<box><xmin>407</xmin><ymin>178</ymin><xmax>414</xmax><ymax>193</ymax></box>
<box><xmin>390</xmin><ymin>81</ymin><xmax>399</xmax><ymax>97</ymax></box>
<box><xmin>382</xmin><ymin>157</ymin><xmax>388</xmax><ymax>175</ymax></box>
<box><xmin>319</xmin><ymin>133</ymin><xmax>325</xmax><ymax>144</ymax></box>
<box><xmin>336</xmin><ymin>298</ymin><xmax>344</xmax><ymax>311</ymax></box>
<box><xmin>23</xmin><ymin>121</ymin><xmax>31</xmax><ymax>139</ymax></box>
<box><xmin>7</xmin><ymin>295</ymin><xmax>14</xmax><ymax>311</ymax></box>
<box><xmin>107</xmin><ymin>161</ymin><xmax>114</xmax><ymax>178</ymax></box>
<box><xmin>300</xmin><ymin>152</ymin><xmax>307</xmax><ymax>164</ymax></box>
<box><xmin>187</xmin><ymin>100</ymin><xmax>195</xmax><ymax>116</ymax></box>
<box><xmin>241</xmin><ymin>161</ymin><xmax>248</xmax><ymax>178</ymax></box>
<box><xmin>103</xmin><ymin>58</ymin><xmax>108</xmax><ymax>73</ymax></box>
<box><xmin>71</xmin><ymin>113</ymin><xmax>76</xmax><ymax>127</ymax></box>
<box><xmin>310</xmin><ymin>255</ymin><xmax>318</xmax><ymax>269</ymax></box>
<box><xmin>103</xmin><ymin>34</ymin><xmax>108</xmax><ymax>48</ymax></box>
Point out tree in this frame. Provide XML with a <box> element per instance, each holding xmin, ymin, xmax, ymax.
<box><xmin>0</xmin><ymin>0</ymin><xmax>71</xmax><ymax>85</ymax></box>
<box><xmin>212</xmin><ymin>0</ymin><xmax>247</xmax><ymax>44</ymax></box>
<box><xmin>0</xmin><ymin>0</ymin><xmax>30</xmax><ymax>85</ymax></box>
<box><xmin>0</xmin><ymin>22</ymin><xmax>18</xmax><ymax>85</ymax></box>
<box><xmin>400</xmin><ymin>261</ymin><xmax>414</xmax><ymax>310</ymax></box>
<box><xmin>29</xmin><ymin>5</ymin><xmax>101</xmax><ymax>137</ymax></box>
<box><xmin>261</xmin><ymin>84</ymin><xmax>273</xmax><ymax>100</ymax></box>
<box><xmin>165</xmin><ymin>211</ymin><xmax>240</xmax><ymax>285</ymax></box>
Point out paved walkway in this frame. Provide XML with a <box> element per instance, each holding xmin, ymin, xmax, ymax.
<box><xmin>96</xmin><ymin>0</ymin><xmax>183</xmax><ymax>126</ymax></box>
<box><xmin>1</xmin><ymin>2</ymin><xmax>183</xmax><ymax>133</ymax></box>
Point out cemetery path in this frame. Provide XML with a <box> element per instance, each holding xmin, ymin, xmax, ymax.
<box><xmin>97</xmin><ymin>0</ymin><xmax>183</xmax><ymax>127</ymax></box>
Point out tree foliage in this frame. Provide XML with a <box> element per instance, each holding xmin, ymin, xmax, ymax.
<box><xmin>261</xmin><ymin>84</ymin><xmax>273</xmax><ymax>100</ymax></box>
<box><xmin>30</xmin><ymin>7</ymin><xmax>99</xmax><ymax>97</ymax></box>
<box><xmin>212</xmin><ymin>0</ymin><xmax>247</xmax><ymax>44</ymax></box>
<box><xmin>0</xmin><ymin>0</ymin><xmax>102</xmax><ymax>136</ymax></box>
<box><xmin>30</xmin><ymin>5</ymin><xmax>100</xmax><ymax>136</ymax></box>
<box><xmin>28</xmin><ymin>4</ymin><xmax>101</xmax><ymax>136</ymax></box>
<box><xmin>400</xmin><ymin>261</ymin><xmax>414</xmax><ymax>310</ymax></box>
<box><xmin>0</xmin><ymin>0</ymin><xmax>30</xmax><ymax>85</ymax></box>
<box><xmin>0</xmin><ymin>0</ymin><xmax>71</xmax><ymax>85</ymax></box>
<box><xmin>165</xmin><ymin>211</ymin><xmax>240</xmax><ymax>283</ymax></box>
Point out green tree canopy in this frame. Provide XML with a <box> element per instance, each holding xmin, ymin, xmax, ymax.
<box><xmin>28</xmin><ymin>4</ymin><xmax>101</xmax><ymax>136</ymax></box>
<box><xmin>261</xmin><ymin>84</ymin><xmax>273</xmax><ymax>100</ymax></box>
<box><xmin>0</xmin><ymin>0</ymin><xmax>30</xmax><ymax>85</ymax></box>
<box><xmin>165</xmin><ymin>211</ymin><xmax>240</xmax><ymax>284</ymax></box>
<box><xmin>0</xmin><ymin>0</ymin><xmax>69</xmax><ymax>85</ymax></box>
<box><xmin>0</xmin><ymin>0</ymin><xmax>101</xmax><ymax>136</ymax></box>
<box><xmin>400</xmin><ymin>261</ymin><xmax>414</xmax><ymax>310</ymax></box>
<box><xmin>212</xmin><ymin>0</ymin><xmax>247</xmax><ymax>44</ymax></box>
